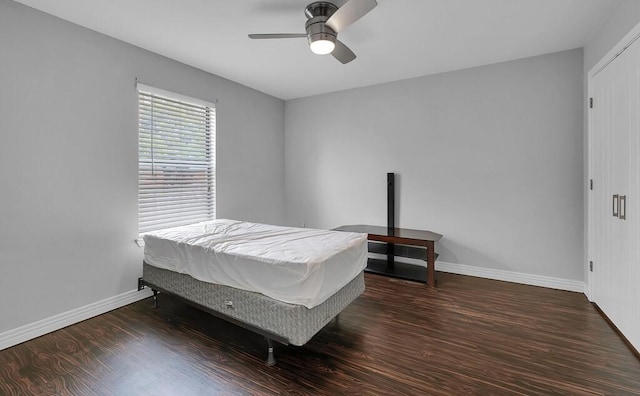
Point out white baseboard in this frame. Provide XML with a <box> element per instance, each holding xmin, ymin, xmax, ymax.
<box><xmin>0</xmin><ymin>288</ymin><xmax>153</xmax><ymax>351</ymax></box>
<box><xmin>437</xmin><ymin>261</ymin><xmax>585</xmax><ymax>293</ymax></box>
<box><xmin>369</xmin><ymin>253</ymin><xmax>584</xmax><ymax>293</ymax></box>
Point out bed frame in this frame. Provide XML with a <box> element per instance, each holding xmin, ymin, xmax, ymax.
<box><xmin>138</xmin><ymin>262</ymin><xmax>365</xmax><ymax>365</ymax></box>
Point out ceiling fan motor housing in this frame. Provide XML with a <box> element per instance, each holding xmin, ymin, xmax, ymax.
<box><xmin>305</xmin><ymin>2</ymin><xmax>338</xmax><ymax>47</ymax></box>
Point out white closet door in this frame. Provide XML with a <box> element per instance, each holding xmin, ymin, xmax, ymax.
<box><xmin>590</xmin><ymin>36</ymin><xmax>640</xmax><ymax>351</ymax></box>
<box><xmin>590</xmin><ymin>57</ymin><xmax>616</xmax><ymax>318</ymax></box>
<box><xmin>623</xmin><ymin>44</ymin><xmax>640</xmax><ymax>349</ymax></box>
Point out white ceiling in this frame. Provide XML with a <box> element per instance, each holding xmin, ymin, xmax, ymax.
<box><xmin>14</xmin><ymin>0</ymin><xmax>620</xmax><ymax>100</ymax></box>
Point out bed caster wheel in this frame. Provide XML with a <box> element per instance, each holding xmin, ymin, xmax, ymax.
<box><xmin>266</xmin><ymin>338</ymin><xmax>276</xmax><ymax>366</ymax></box>
<box><xmin>266</xmin><ymin>351</ymin><xmax>276</xmax><ymax>366</ymax></box>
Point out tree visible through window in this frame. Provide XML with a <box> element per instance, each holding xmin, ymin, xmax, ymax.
<box><xmin>138</xmin><ymin>85</ymin><xmax>216</xmax><ymax>233</ymax></box>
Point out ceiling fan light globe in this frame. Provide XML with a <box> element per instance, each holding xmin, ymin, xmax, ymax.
<box><xmin>310</xmin><ymin>39</ymin><xmax>335</xmax><ymax>55</ymax></box>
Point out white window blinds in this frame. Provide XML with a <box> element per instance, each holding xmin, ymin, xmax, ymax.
<box><xmin>138</xmin><ymin>85</ymin><xmax>216</xmax><ymax>234</ymax></box>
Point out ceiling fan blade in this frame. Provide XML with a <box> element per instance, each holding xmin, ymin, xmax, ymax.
<box><xmin>248</xmin><ymin>33</ymin><xmax>307</xmax><ymax>39</ymax></box>
<box><xmin>332</xmin><ymin>40</ymin><xmax>356</xmax><ymax>64</ymax></box>
<box><xmin>325</xmin><ymin>0</ymin><xmax>377</xmax><ymax>32</ymax></box>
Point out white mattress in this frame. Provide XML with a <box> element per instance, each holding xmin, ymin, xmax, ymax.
<box><xmin>143</xmin><ymin>219</ymin><xmax>367</xmax><ymax>308</ymax></box>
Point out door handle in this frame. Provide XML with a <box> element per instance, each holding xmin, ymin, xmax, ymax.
<box><xmin>619</xmin><ymin>195</ymin><xmax>626</xmax><ymax>220</ymax></box>
<box><xmin>613</xmin><ymin>194</ymin><xmax>619</xmax><ymax>217</ymax></box>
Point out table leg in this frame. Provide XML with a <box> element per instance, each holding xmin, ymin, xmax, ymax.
<box><xmin>427</xmin><ymin>241</ymin><xmax>435</xmax><ymax>287</ymax></box>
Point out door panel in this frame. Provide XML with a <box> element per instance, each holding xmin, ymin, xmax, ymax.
<box><xmin>590</xmin><ymin>36</ymin><xmax>640</xmax><ymax>351</ymax></box>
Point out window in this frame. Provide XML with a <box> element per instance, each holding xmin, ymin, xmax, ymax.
<box><xmin>137</xmin><ymin>84</ymin><xmax>216</xmax><ymax>234</ymax></box>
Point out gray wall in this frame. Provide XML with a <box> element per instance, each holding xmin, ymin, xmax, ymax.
<box><xmin>285</xmin><ymin>49</ymin><xmax>584</xmax><ymax>281</ymax></box>
<box><xmin>584</xmin><ymin>0</ymin><xmax>640</xmax><ymax>72</ymax></box>
<box><xmin>0</xmin><ymin>0</ymin><xmax>284</xmax><ymax>333</ymax></box>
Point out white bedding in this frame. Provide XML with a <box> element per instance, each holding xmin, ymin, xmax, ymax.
<box><xmin>143</xmin><ymin>219</ymin><xmax>367</xmax><ymax>308</ymax></box>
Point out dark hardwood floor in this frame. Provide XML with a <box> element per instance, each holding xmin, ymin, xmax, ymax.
<box><xmin>1</xmin><ymin>272</ymin><xmax>639</xmax><ymax>395</ymax></box>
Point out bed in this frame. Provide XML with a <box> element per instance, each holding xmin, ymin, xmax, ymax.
<box><xmin>139</xmin><ymin>219</ymin><xmax>367</xmax><ymax>365</ymax></box>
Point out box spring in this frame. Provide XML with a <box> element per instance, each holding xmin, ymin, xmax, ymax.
<box><xmin>143</xmin><ymin>262</ymin><xmax>365</xmax><ymax>346</ymax></box>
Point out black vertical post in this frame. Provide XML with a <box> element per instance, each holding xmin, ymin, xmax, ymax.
<box><xmin>387</xmin><ymin>173</ymin><xmax>395</xmax><ymax>271</ymax></box>
<box><xmin>387</xmin><ymin>173</ymin><xmax>395</xmax><ymax>231</ymax></box>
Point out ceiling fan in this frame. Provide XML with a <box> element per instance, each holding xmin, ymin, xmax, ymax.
<box><xmin>248</xmin><ymin>0</ymin><xmax>378</xmax><ymax>64</ymax></box>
